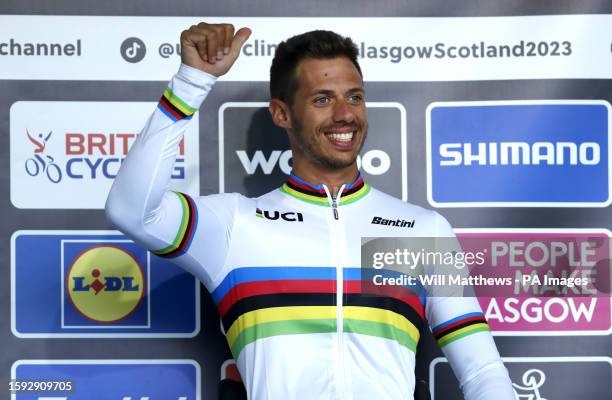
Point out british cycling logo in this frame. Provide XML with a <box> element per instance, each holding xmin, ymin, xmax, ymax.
<box><xmin>22</xmin><ymin>130</ymin><xmax>186</xmax><ymax>182</ymax></box>
<box><xmin>11</xmin><ymin>101</ymin><xmax>199</xmax><ymax>209</ymax></box>
<box><xmin>24</xmin><ymin>129</ymin><xmax>62</xmax><ymax>183</ymax></box>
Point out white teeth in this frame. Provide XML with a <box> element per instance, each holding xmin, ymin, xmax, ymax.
<box><xmin>327</xmin><ymin>132</ymin><xmax>354</xmax><ymax>142</ymax></box>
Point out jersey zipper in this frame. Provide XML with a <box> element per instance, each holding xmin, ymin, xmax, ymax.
<box><xmin>324</xmin><ymin>184</ymin><xmax>345</xmax><ymax>399</ymax></box>
<box><xmin>332</xmin><ymin>197</ymin><xmax>339</xmax><ymax>220</ymax></box>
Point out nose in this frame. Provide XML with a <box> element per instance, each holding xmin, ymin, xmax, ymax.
<box><xmin>332</xmin><ymin>99</ymin><xmax>356</xmax><ymax>124</ymax></box>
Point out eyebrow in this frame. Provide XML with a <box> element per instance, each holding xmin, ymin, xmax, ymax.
<box><xmin>309</xmin><ymin>87</ymin><xmax>365</xmax><ymax>97</ymax></box>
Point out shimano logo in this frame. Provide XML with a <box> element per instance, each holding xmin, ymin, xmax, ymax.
<box><xmin>256</xmin><ymin>208</ymin><xmax>304</xmax><ymax>222</ymax></box>
<box><xmin>371</xmin><ymin>216</ymin><xmax>414</xmax><ymax>228</ymax></box>
<box><xmin>439</xmin><ymin>141</ymin><xmax>600</xmax><ymax>166</ymax></box>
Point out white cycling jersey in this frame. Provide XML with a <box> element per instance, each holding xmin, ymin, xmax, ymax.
<box><xmin>106</xmin><ymin>64</ymin><xmax>515</xmax><ymax>400</ymax></box>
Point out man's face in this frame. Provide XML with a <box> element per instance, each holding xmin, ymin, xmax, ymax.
<box><xmin>287</xmin><ymin>57</ymin><xmax>367</xmax><ymax>171</ymax></box>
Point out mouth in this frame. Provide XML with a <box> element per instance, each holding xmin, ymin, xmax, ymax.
<box><xmin>323</xmin><ymin>127</ymin><xmax>358</xmax><ymax>149</ymax></box>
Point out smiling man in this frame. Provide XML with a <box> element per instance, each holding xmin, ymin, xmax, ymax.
<box><xmin>106</xmin><ymin>23</ymin><xmax>514</xmax><ymax>400</ymax></box>
<box><xmin>268</xmin><ymin>35</ymin><xmax>368</xmax><ymax>193</ymax></box>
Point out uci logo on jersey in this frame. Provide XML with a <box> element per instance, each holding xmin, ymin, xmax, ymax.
<box><xmin>256</xmin><ymin>208</ymin><xmax>304</xmax><ymax>222</ymax></box>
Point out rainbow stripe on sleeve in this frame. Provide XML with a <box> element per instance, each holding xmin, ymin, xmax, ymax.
<box><xmin>432</xmin><ymin>312</ymin><xmax>490</xmax><ymax>347</ymax></box>
<box><xmin>157</xmin><ymin>87</ymin><xmax>197</xmax><ymax>121</ymax></box>
<box><xmin>152</xmin><ymin>192</ymin><xmax>198</xmax><ymax>258</ymax></box>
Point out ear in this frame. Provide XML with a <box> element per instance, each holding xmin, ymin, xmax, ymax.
<box><xmin>269</xmin><ymin>99</ymin><xmax>292</xmax><ymax>129</ymax></box>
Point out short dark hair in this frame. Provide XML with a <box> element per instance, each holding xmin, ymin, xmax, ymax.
<box><xmin>270</xmin><ymin>30</ymin><xmax>362</xmax><ymax>104</ymax></box>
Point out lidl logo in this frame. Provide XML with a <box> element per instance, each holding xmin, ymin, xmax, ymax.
<box><xmin>67</xmin><ymin>246</ymin><xmax>145</xmax><ymax>323</ymax></box>
<box><xmin>12</xmin><ymin>231</ymin><xmax>199</xmax><ymax>337</ymax></box>
<box><xmin>61</xmin><ymin>241</ymin><xmax>148</xmax><ymax>328</ymax></box>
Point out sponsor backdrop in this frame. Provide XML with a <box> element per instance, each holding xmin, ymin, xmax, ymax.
<box><xmin>2</xmin><ymin>2</ymin><xmax>612</xmax><ymax>400</ymax></box>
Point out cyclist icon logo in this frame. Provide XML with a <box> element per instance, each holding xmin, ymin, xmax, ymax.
<box><xmin>512</xmin><ymin>368</ymin><xmax>547</xmax><ymax>400</ymax></box>
<box><xmin>25</xmin><ymin>130</ymin><xmax>62</xmax><ymax>183</ymax></box>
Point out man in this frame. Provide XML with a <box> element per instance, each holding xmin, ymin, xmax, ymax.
<box><xmin>106</xmin><ymin>23</ymin><xmax>515</xmax><ymax>399</ymax></box>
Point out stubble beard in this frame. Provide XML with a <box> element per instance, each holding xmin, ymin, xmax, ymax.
<box><xmin>290</xmin><ymin>110</ymin><xmax>367</xmax><ymax>170</ymax></box>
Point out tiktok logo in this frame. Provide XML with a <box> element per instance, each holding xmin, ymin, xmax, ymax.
<box><xmin>120</xmin><ymin>37</ymin><xmax>146</xmax><ymax>63</ymax></box>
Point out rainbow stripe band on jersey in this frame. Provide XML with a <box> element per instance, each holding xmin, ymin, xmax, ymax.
<box><xmin>280</xmin><ymin>173</ymin><xmax>371</xmax><ymax>206</ymax></box>
<box><xmin>432</xmin><ymin>312</ymin><xmax>490</xmax><ymax>347</ymax></box>
<box><xmin>157</xmin><ymin>87</ymin><xmax>197</xmax><ymax>121</ymax></box>
<box><xmin>152</xmin><ymin>192</ymin><xmax>198</xmax><ymax>258</ymax></box>
<box><xmin>212</xmin><ymin>266</ymin><xmax>425</xmax><ymax>358</ymax></box>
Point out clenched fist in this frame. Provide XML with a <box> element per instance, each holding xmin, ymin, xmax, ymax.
<box><xmin>180</xmin><ymin>22</ymin><xmax>251</xmax><ymax>77</ymax></box>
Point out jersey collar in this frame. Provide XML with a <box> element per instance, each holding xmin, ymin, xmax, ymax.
<box><xmin>280</xmin><ymin>173</ymin><xmax>371</xmax><ymax>206</ymax></box>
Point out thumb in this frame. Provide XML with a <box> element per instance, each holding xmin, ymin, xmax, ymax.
<box><xmin>229</xmin><ymin>27</ymin><xmax>252</xmax><ymax>58</ymax></box>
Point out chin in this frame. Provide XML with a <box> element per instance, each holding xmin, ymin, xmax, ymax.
<box><xmin>319</xmin><ymin>156</ymin><xmax>358</xmax><ymax>170</ymax></box>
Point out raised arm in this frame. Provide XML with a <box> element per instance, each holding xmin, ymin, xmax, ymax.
<box><xmin>105</xmin><ymin>23</ymin><xmax>251</xmax><ymax>285</ymax></box>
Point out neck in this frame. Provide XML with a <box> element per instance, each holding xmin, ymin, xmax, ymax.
<box><xmin>291</xmin><ymin>161</ymin><xmax>359</xmax><ymax>198</ymax></box>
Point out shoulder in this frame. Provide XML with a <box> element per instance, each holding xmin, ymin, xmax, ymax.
<box><xmin>365</xmin><ymin>186</ymin><xmax>437</xmax><ymax>218</ymax></box>
<box><xmin>188</xmin><ymin>192</ymin><xmax>246</xmax><ymax>216</ymax></box>
<box><xmin>193</xmin><ymin>188</ymin><xmax>283</xmax><ymax>213</ymax></box>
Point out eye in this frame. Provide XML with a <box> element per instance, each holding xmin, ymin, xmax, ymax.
<box><xmin>314</xmin><ymin>96</ymin><xmax>330</xmax><ymax>105</ymax></box>
<box><xmin>348</xmin><ymin>94</ymin><xmax>363</xmax><ymax>103</ymax></box>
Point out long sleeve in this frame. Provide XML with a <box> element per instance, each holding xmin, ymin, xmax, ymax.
<box><xmin>105</xmin><ymin>64</ymin><xmax>239</xmax><ymax>287</ymax></box>
<box><xmin>426</xmin><ymin>212</ymin><xmax>515</xmax><ymax>400</ymax></box>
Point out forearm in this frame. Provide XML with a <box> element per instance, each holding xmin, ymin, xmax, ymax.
<box><xmin>461</xmin><ymin>361</ymin><xmax>514</xmax><ymax>400</ymax></box>
<box><xmin>428</xmin><ymin>296</ymin><xmax>515</xmax><ymax>400</ymax></box>
<box><xmin>105</xmin><ymin>64</ymin><xmax>216</xmax><ymax>244</ymax></box>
